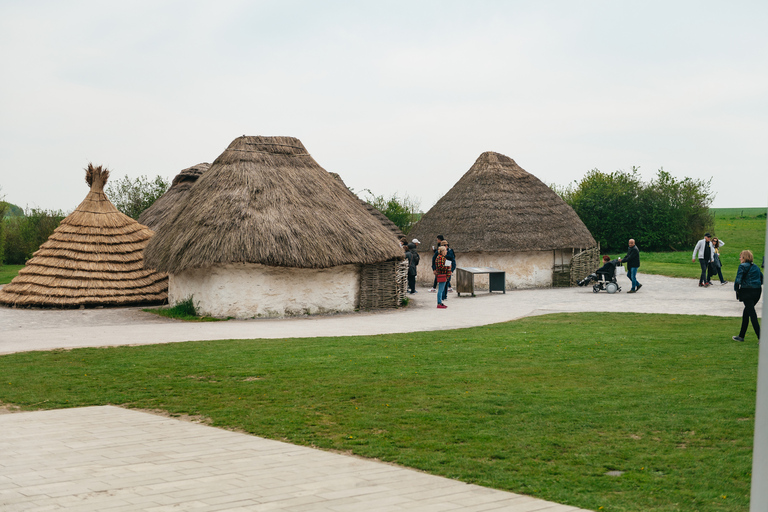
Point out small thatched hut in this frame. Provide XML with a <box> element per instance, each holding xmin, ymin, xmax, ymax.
<box><xmin>138</xmin><ymin>163</ymin><xmax>210</xmax><ymax>230</ymax></box>
<box><xmin>143</xmin><ymin>136</ymin><xmax>405</xmax><ymax>318</ymax></box>
<box><xmin>409</xmin><ymin>151</ymin><xmax>597</xmax><ymax>289</ymax></box>
<box><xmin>0</xmin><ymin>164</ymin><xmax>168</xmax><ymax>307</ymax></box>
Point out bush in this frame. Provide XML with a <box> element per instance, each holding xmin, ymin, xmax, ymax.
<box><xmin>105</xmin><ymin>174</ymin><xmax>169</xmax><ymax>220</ymax></box>
<box><xmin>2</xmin><ymin>208</ymin><xmax>66</xmax><ymax>265</ymax></box>
<box><xmin>361</xmin><ymin>190</ymin><xmax>421</xmax><ymax>235</ymax></box>
<box><xmin>556</xmin><ymin>168</ymin><xmax>713</xmax><ymax>252</ymax></box>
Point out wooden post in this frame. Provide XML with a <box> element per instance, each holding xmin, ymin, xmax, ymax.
<box><xmin>751</xmin><ymin>214</ymin><xmax>768</xmax><ymax>511</ymax></box>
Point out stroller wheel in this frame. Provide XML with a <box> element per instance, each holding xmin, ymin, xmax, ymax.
<box><xmin>606</xmin><ymin>282</ymin><xmax>619</xmax><ymax>294</ymax></box>
<box><xmin>592</xmin><ymin>284</ymin><xmax>600</xmax><ymax>293</ymax></box>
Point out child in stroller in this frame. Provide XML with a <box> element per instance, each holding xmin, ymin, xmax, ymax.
<box><xmin>578</xmin><ymin>255</ymin><xmax>622</xmax><ymax>293</ymax></box>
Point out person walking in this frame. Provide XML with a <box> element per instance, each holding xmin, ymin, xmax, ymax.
<box><xmin>709</xmin><ymin>237</ymin><xmax>727</xmax><ymax>285</ymax></box>
<box><xmin>692</xmin><ymin>233</ymin><xmax>715</xmax><ymax>287</ymax></box>
<box><xmin>406</xmin><ymin>241</ymin><xmax>420</xmax><ymax>294</ymax></box>
<box><xmin>434</xmin><ymin>245</ymin><xmax>451</xmax><ymax>309</ymax></box>
<box><xmin>618</xmin><ymin>239</ymin><xmax>642</xmax><ymax>293</ymax></box>
<box><xmin>733</xmin><ymin>250</ymin><xmax>763</xmax><ymax>342</ymax></box>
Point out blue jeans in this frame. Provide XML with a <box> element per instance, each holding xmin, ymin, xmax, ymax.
<box><xmin>627</xmin><ymin>267</ymin><xmax>639</xmax><ymax>290</ymax></box>
<box><xmin>437</xmin><ymin>281</ymin><xmax>447</xmax><ymax>304</ymax></box>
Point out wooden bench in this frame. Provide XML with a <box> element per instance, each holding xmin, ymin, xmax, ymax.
<box><xmin>454</xmin><ymin>267</ymin><xmax>506</xmax><ymax>297</ymax></box>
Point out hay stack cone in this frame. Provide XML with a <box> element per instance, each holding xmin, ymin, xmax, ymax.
<box><xmin>138</xmin><ymin>162</ymin><xmax>210</xmax><ymax>230</ymax></box>
<box><xmin>0</xmin><ymin>164</ymin><xmax>168</xmax><ymax>308</ymax></box>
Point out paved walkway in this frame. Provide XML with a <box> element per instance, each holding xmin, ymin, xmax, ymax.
<box><xmin>1</xmin><ymin>406</ymin><xmax>588</xmax><ymax>511</ymax></box>
<box><xmin>0</xmin><ymin>274</ymin><xmax>759</xmax><ymax>511</ymax></box>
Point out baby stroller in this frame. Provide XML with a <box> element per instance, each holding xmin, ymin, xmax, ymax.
<box><xmin>577</xmin><ymin>259</ymin><xmax>622</xmax><ymax>294</ymax></box>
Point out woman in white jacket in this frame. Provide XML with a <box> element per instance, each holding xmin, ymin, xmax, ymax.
<box><xmin>709</xmin><ymin>237</ymin><xmax>727</xmax><ymax>284</ymax></box>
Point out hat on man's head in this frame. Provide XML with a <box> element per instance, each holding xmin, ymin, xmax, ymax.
<box><xmin>704</xmin><ymin>233</ymin><xmax>711</xmax><ymax>237</ymax></box>
<box><xmin>411</xmin><ymin>238</ymin><xmax>420</xmax><ymax>244</ymax></box>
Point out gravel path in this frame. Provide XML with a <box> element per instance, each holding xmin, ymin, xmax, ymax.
<box><xmin>1</xmin><ymin>273</ymin><xmax>755</xmax><ymax>355</ymax></box>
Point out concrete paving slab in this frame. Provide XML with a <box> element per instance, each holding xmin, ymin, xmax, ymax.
<box><xmin>0</xmin><ymin>406</ymin><xmax>593</xmax><ymax>511</ymax></box>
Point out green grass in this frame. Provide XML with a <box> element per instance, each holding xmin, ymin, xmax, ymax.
<box><xmin>143</xmin><ymin>296</ymin><xmax>226</xmax><ymax>322</ymax></box>
<box><xmin>0</xmin><ymin>313</ymin><xmax>756</xmax><ymax>512</ymax></box>
<box><xmin>605</xmin><ymin>208</ymin><xmax>767</xmax><ymax>279</ymax></box>
<box><xmin>0</xmin><ymin>264</ymin><xmax>25</xmax><ymax>285</ymax></box>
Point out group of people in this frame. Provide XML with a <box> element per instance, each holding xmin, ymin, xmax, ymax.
<box><xmin>605</xmin><ymin>234</ymin><xmax>763</xmax><ymax>343</ymax></box>
<box><xmin>400</xmin><ymin>234</ymin><xmax>456</xmax><ymax>309</ymax></box>
<box><xmin>692</xmin><ymin>233</ymin><xmax>727</xmax><ymax>286</ymax></box>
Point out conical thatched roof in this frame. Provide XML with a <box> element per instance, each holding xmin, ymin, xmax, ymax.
<box><xmin>143</xmin><ymin>136</ymin><xmax>404</xmax><ymax>274</ymax></box>
<box><xmin>0</xmin><ymin>164</ymin><xmax>168</xmax><ymax>308</ymax></box>
<box><xmin>138</xmin><ymin>163</ymin><xmax>210</xmax><ymax>230</ymax></box>
<box><xmin>329</xmin><ymin>172</ymin><xmax>405</xmax><ymax>240</ymax></box>
<box><xmin>409</xmin><ymin>152</ymin><xmax>596</xmax><ymax>252</ymax></box>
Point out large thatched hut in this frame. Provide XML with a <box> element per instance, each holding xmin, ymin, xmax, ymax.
<box><xmin>143</xmin><ymin>136</ymin><xmax>405</xmax><ymax>318</ymax></box>
<box><xmin>138</xmin><ymin>163</ymin><xmax>210</xmax><ymax>230</ymax></box>
<box><xmin>0</xmin><ymin>164</ymin><xmax>168</xmax><ymax>307</ymax></box>
<box><xmin>409</xmin><ymin>151</ymin><xmax>597</xmax><ymax>289</ymax></box>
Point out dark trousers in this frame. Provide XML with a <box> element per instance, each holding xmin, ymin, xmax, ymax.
<box><xmin>708</xmin><ymin>265</ymin><xmax>725</xmax><ymax>284</ymax></box>
<box><xmin>739</xmin><ymin>290</ymin><xmax>761</xmax><ymax>339</ymax></box>
<box><xmin>698</xmin><ymin>259</ymin><xmax>710</xmax><ymax>284</ymax></box>
<box><xmin>408</xmin><ymin>274</ymin><xmax>416</xmax><ymax>293</ymax></box>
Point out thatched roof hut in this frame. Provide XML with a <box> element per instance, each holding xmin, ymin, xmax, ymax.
<box><xmin>409</xmin><ymin>152</ymin><xmax>596</xmax><ymax>289</ymax></box>
<box><xmin>329</xmin><ymin>172</ymin><xmax>405</xmax><ymax>241</ymax></box>
<box><xmin>138</xmin><ymin>163</ymin><xmax>210</xmax><ymax>230</ymax></box>
<box><xmin>0</xmin><ymin>164</ymin><xmax>168</xmax><ymax>307</ymax></box>
<box><xmin>143</xmin><ymin>136</ymin><xmax>405</xmax><ymax>318</ymax></box>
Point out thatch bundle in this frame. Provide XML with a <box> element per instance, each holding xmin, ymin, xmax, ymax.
<box><xmin>329</xmin><ymin>172</ymin><xmax>405</xmax><ymax>241</ymax></box>
<box><xmin>409</xmin><ymin>152</ymin><xmax>596</xmax><ymax>252</ymax></box>
<box><xmin>144</xmin><ymin>136</ymin><xmax>404</xmax><ymax>274</ymax></box>
<box><xmin>138</xmin><ymin>162</ymin><xmax>210</xmax><ymax>230</ymax></box>
<box><xmin>0</xmin><ymin>164</ymin><xmax>168</xmax><ymax>308</ymax></box>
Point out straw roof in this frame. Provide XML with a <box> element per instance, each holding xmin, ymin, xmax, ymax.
<box><xmin>0</xmin><ymin>164</ymin><xmax>168</xmax><ymax>308</ymax></box>
<box><xmin>329</xmin><ymin>172</ymin><xmax>405</xmax><ymax>240</ymax></box>
<box><xmin>138</xmin><ymin>163</ymin><xmax>210</xmax><ymax>230</ymax></box>
<box><xmin>409</xmin><ymin>152</ymin><xmax>596</xmax><ymax>252</ymax></box>
<box><xmin>143</xmin><ymin>136</ymin><xmax>405</xmax><ymax>274</ymax></box>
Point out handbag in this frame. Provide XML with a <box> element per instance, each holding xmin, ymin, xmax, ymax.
<box><xmin>615</xmin><ymin>265</ymin><xmax>626</xmax><ymax>276</ymax></box>
<box><xmin>436</xmin><ymin>274</ymin><xmax>447</xmax><ymax>283</ymax></box>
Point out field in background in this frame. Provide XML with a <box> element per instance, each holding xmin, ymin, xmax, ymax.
<box><xmin>611</xmin><ymin>207</ymin><xmax>766</xmax><ymax>280</ymax></box>
<box><xmin>0</xmin><ymin>265</ymin><xmax>24</xmax><ymax>285</ymax></box>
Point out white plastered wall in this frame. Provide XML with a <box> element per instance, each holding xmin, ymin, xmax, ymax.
<box><xmin>169</xmin><ymin>262</ymin><xmax>360</xmax><ymax>318</ymax></box>
<box><xmin>416</xmin><ymin>250</ymin><xmax>571</xmax><ymax>289</ymax></box>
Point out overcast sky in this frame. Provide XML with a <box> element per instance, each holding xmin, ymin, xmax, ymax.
<box><xmin>1</xmin><ymin>0</ymin><xmax>766</xmax><ymax>214</ymax></box>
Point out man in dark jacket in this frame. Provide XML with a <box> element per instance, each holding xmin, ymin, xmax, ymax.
<box><xmin>406</xmin><ymin>241</ymin><xmax>419</xmax><ymax>293</ymax></box>
<box><xmin>619</xmin><ymin>238</ymin><xmax>642</xmax><ymax>293</ymax></box>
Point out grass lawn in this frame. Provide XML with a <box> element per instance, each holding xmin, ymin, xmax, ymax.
<box><xmin>0</xmin><ymin>313</ymin><xmax>756</xmax><ymax>512</ymax></box>
<box><xmin>605</xmin><ymin>208</ymin><xmax>767</xmax><ymax>279</ymax></box>
<box><xmin>0</xmin><ymin>264</ymin><xmax>25</xmax><ymax>285</ymax></box>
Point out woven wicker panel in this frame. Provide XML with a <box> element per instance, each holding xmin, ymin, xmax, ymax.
<box><xmin>570</xmin><ymin>246</ymin><xmax>601</xmax><ymax>286</ymax></box>
<box><xmin>358</xmin><ymin>260</ymin><xmax>408</xmax><ymax>309</ymax></box>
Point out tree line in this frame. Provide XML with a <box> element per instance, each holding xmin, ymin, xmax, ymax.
<box><xmin>2</xmin><ymin>167</ymin><xmax>713</xmax><ymax>265</ymax></box>
<box><xmin>552</xmin><ymin>167</ymin><xmax>714</xmax><ymax>252</ymax></box>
